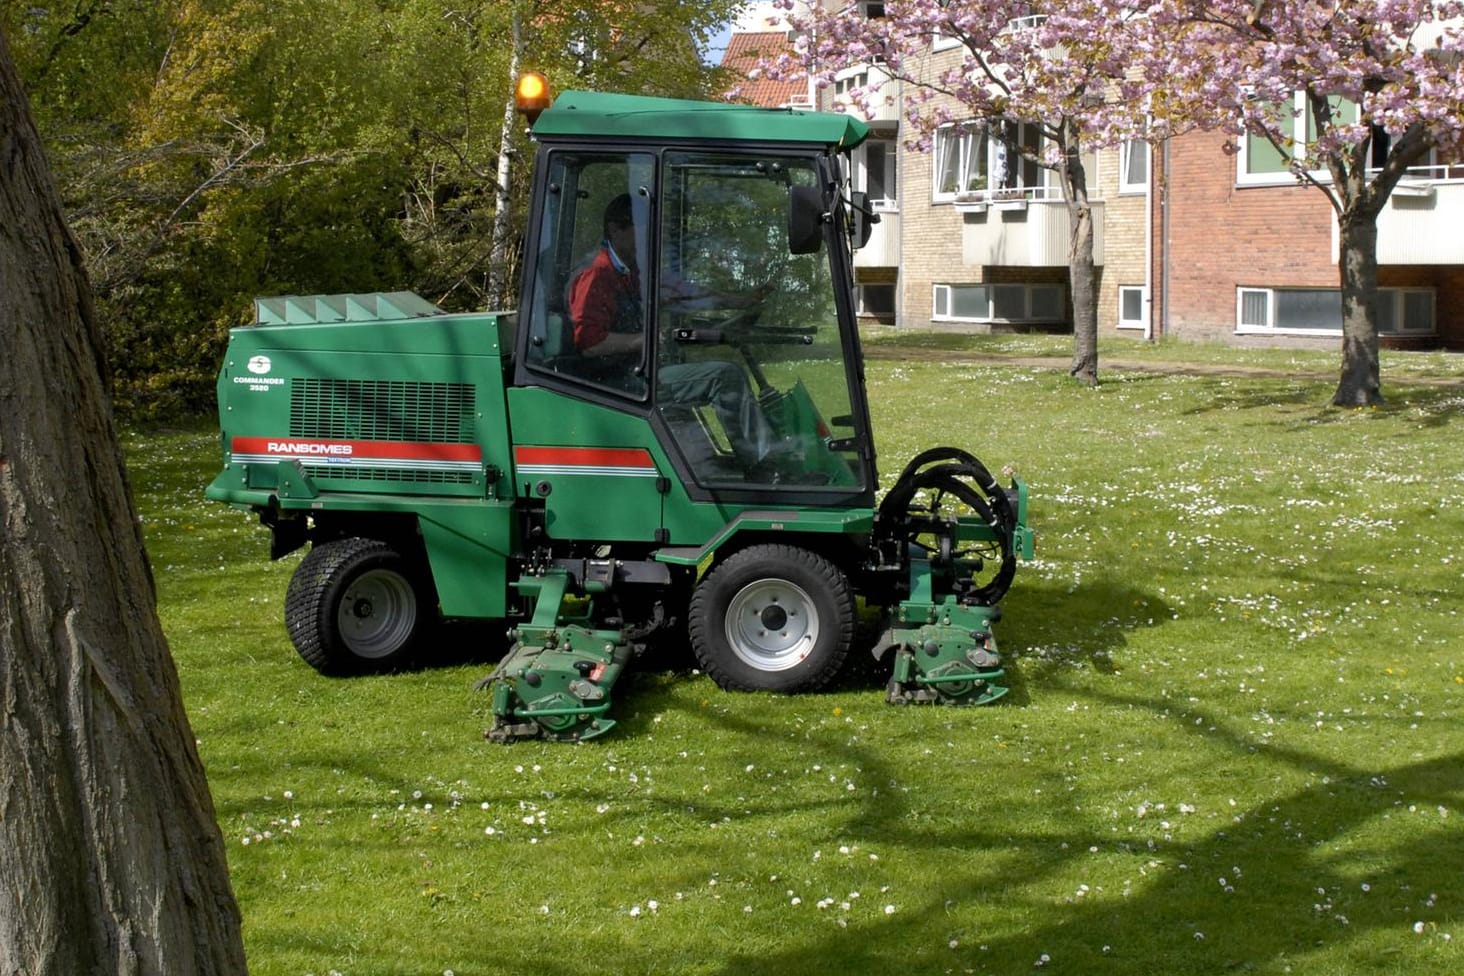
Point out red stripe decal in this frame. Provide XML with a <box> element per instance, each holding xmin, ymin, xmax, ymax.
<box><xmin>513</xmin><ymin>446</ymin><xmax>656</xmax><ymax>468</ymax></box>
<box><xmin>232</xmin><ymin>437</ymin><xmax>481</xmax><ymax>462</ymax></box>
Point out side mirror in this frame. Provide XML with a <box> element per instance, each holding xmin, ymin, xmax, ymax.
<box><xmin>788</xmin><ymin>185</ymin><xmax>825</xmax><ymax>255</ymax></box>
<box><xmin>849</xmin><ymin>191</ymin><xmax>879</xmax><ymax>251</ymax></box>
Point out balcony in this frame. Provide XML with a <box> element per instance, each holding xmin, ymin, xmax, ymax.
<box><xmin>961</xmin><ymin>198</ymin><xmax>1105</xmax><ymax>268</ymax></box>
<box><xmin>1351</xmin><ymin>177</ymin><xmax>1464</xmax><ymax>265</ymax></box>
<box><xmin>854</xmin><ymin>206</ymin><xmax>899</xmax><ymax>268</ymax></box>
<box><xmin>830</xmin><ymin>63</ymin><xmax>899</xmax><ymax>124</ymax></box>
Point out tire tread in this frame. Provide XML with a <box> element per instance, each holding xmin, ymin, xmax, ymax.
<box><xmin>689</xmin><ymin>543</ymin><xmax>853</xmax><ymax>693</ymax></box>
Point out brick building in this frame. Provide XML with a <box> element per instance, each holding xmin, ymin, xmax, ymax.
<box><xmin>1156</xmin><ymin>128</ymin><xmax>1464</xmax><ymax>349</ymax></box>
<box><xmin>722</xmin><ymin>4</ymin><xmax>1464</xmax><ymax>351</ymax></box>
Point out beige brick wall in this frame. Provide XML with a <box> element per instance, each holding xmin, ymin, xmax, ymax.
<box><xmin>1096</xmin><ymin>145</ymin><xmax>1151</xmax><ymax>339</ymax></box>
<box><xmin>885</xmin><ymin>49</ymin><xmax>1155</xmax><ymax>337</ymax></box>
<box><xmin>886</xmin><ymin>53</ymin><xmax>980</xmax><ymax>328</ymax></box>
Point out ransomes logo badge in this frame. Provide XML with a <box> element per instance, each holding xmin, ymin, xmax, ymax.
<box><xmin>246</xmin><ymin>355</ymin><xmax>272</xmax><ymax>374</ymax></box>
<box><xmin>266</xmin><ymin>441</ymin><xmax>353</xmax><ymax>456</ymax></box>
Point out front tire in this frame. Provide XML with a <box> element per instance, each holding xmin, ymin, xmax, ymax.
<box><xmin>688</xmin><ymin>544</ymin><xmax>853</xmax><ymax>693</ymax></box>
<box><xmin>285</xmin><ymin>538</ymin><xmax>435</xmax><ymax>676</ymax></box>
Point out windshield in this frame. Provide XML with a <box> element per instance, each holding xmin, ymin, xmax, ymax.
<box><xmin>656</xmin><ymin>152</ymin><xmax>866</xmax><ymax>491</ymax></box>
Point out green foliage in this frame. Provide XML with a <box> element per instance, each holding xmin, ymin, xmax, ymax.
<box><xmin>131</xmin><ymin>349</ymin><xmax>1463</xmax><ymax>975</ymax></box>
<box><xmin>7</xmin><ymin>0</ymin><xmax>741</xmax><ymax>416</ymax></box>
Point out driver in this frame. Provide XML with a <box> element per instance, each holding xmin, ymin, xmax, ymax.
<box><xmin>567</xmin><ymin>194</ymin><xmax>776</xmax><ymax>471</ymax></box>
<box><xmin>567</xmin><ymin>193</ymin><xmax>645</xmax><ymax>360</ymax></box>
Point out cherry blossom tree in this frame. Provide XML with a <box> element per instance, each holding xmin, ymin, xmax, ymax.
<box><xmin>1148</xmin><ymin>1</ymin><xmax>1464</xmax><ymax>406</ymax></box>
<box><xmin>776</xmin><ymin>1</ymin><xmax>1153</xmax><ymax>386</ymax></box>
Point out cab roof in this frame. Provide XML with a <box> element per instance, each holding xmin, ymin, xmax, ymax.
<box><xmin>532</xmin><ymin>89</ymin><xmax>870</xmax><ymax>150</ymax></box>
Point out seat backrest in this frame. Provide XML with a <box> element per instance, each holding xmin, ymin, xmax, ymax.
<box><xmin>527</xmin><ymin>249</ymin><xmax>575</xmax><ymax>365</ymax></box>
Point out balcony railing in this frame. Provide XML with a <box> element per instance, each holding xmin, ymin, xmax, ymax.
<box><xmin>1357</xmin><ymin>179</ymin><xmax>1464</xmax><ymax>265</ymax></box>
<box><xmin>854</xmin><ymin>206</ymin><xmax>899</xmax><ymax>268</ymax></box>
<box><xmin>830</xmin><ymin>63</ymin><xmax>899</xmax><ymax>124</ymax></box>
<box><xmin>953</xmin><ymin>184</ymin><xmax>1062</xmax><ymax>212</ymax></box>
<box><xmin>961</xmin><ymin>197</ymin><xmax>1104</xmax><ymax>267</ymax></box>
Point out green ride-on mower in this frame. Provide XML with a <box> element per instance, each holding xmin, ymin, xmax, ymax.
<box><xmin>206</xmin><ymin>78</ymin><xmax>1034</xmax><ymax>742</ymax></box>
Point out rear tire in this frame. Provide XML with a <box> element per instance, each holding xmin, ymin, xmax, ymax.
<box><xmin>285</xmin><ymin>538</ymin><xmax>435</xmax><ymax>676</ymax></box>
<box><xmin>689</xmin><ymin>544</ymin><xmax>853</xmax><ymax>693</ymax></box>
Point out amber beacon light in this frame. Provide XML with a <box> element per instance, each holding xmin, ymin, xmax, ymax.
<box><xmin>515</xmin><ymin>72</ymin><xmax>551</xmax><ymax>123</ymax></box>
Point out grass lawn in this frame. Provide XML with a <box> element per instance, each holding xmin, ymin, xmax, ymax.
<box><xmin>127</xmin><ymin>341</ymin><xmax>1463</xmax><ymax>976</ymax></box>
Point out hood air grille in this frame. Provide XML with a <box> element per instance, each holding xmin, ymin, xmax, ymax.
<box><xmin>290</xmin><ymin>379</ymin><xmax>476</xmax><ymax>444</ymax></box>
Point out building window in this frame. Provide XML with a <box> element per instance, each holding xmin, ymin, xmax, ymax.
<box><xmin>933</xmin><ymin>121</ymin><xmax>1045</xmax><ymax>203</ymax></box>
<box><xmin>1236</xmin><ymin>286</ymin><xmax>1435</xmax><ymax>335</ymax></box>
<box><xmin>1379</xmin><ymin>289</ymin><xmax>1435</xmax><ymax>335</ymax></box>
<box><xmin>1118</xmin><ymin>285</ymin><xmax>1147</xmax><ymax>330</ymax></box>
<box><xmin>933</xmin><ymin>283</ymin><xmax>1065</xmax><ymax>323</ymax></box>
<box><xmin>1119</xmin><ymin>140</ymin><xmax>1148</xmax><ymax>193</ymax></box>
<box><xmin>1238</xmin><ymin>94</ymin><xmax>1358</xmax><ymax>185</ymax></box>
<box><xmin>858</xmin><ymin>283</ymin><xmax>896</xmax><ymax>318</ymax></box>
<box><xmin>834</xmin><ymin>71</ymin><xmax>868</xmax><ymax>97</ymax></box>
<box><xmin>860</xmin><ymin>139</ymin><xmax>897</xmax><ymax>209</ymax></box>
<box><xmin>860</xmin><ymin>1</ymin><xmax>887</xmax><ymax>18</ymax></box>
<box><xmin>935</xmin><ymin>12</ymin><xmax>1043</xmax><ymax>51</ymax></box>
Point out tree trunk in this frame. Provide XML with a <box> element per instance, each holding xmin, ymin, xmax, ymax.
<box><xmin>1063</xmin><ymin>148</ymin><xmax>1099</xmax><ymax>387</ymax></box>
<box><xmin>0</xmin><ymin>30</ymin><xmax>247</xmax><ymax>976</ymax></box>
<box><xmin>1333</xmin><ymin>210</ymin><xmax>1383</xmax><ymax>407</ymax></box>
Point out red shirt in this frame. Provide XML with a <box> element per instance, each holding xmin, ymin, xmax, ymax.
<box><xmin>568</xmin><ymin>245</ymin><xmax>642</xmax><ymax>352</ymax></box>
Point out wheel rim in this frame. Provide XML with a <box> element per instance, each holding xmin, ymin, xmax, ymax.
<box><xmin>337</xmin><ymin>569</ymin><xmax>417</xmax><ymax>658</ymax></box>
<box><xmin>723</xmin><ymin>578</ymin><xmax>819</xmax><ymax>673</ymax></box>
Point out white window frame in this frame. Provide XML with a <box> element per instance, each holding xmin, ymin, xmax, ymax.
<box><xmin>933</xmin><ymin>282</ymin><xmax>1066</xmax><ymax>324</ymax></box>
<box><xmin>1119</xmin><ymin>140</ymin><xmax>1149</xmax><ymax>194</ymax></box>
<box><xmin>856</xmin><ymin>138</ymin><xmax>898</xmax><ymax>211</ymax></box>
<box><xmin>932</xmin><ymin>30</ymin><xmax>963</xmax><ymax>52</ymax></box>
<box><xmin>1235</xmin><ymin>286</ymin><xmax>1436</xmax><ymax>336</ymax></box>
<box><xmin>933</xmin><ymin>121</ymin><xmax>1050</xmax><ymax>205</ymax></box>
<box><xmin>834</xmin><ymin>70</ymin><xmax>868</xmax><ymax>97</ymax></box>
<box><xmin>1237</xmin><ymin>92</ymin><xmax>1359</xmax><ymax>187</ymax></box>
<box><xmin>933</xmin><ymin>124</ymin><xmax>978</xmax><ymax>203</ymax></box>
<box><xmin>934</xmin><ymin>13</ymin><xmax>1045</xmax><ymax>53</ymax></box>
<box><xmin>1118</xmin><ymin>285</ymin><xmax>1147</xmax><ymax>331</ymax></box>
<box><xmin>1378</xmin><ymin>288</ymin><xmax>1436</xmax><ymax>335</ymax></box>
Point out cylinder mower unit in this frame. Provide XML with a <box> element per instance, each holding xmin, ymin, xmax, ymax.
<box><xmin>204</xmin><ymin>86</ymin><xmax>1033</xmax><ymax>744</ymax></box>
<box><xmin>872</xmin><ymin>448</ymin><xmax>1027</xmax><ymax>707</ymax></box>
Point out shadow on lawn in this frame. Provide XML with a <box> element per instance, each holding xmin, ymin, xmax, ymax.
<box><xmin>212</xmin><ymin>581</ymin><xmax>1457</xmax><ymax>974</ymax></box>
<box><xmin>1180</xmin><ymin>377</ymin><xmax>1463</xmax><ymax>427</ymax></box>
<box><xmin>696</xmin><ymin>686</ymin><xmax>1464</xmax><ymax>975</ymax></box>
<box><xmin>999</xmin><ymin>577</ymin><xmax>1173</xmax><ymax>700</ymax></box>
<box><xmin>816</xmin><ymin>576</ymin><xmax>1171</xmax><ymax>705</ymax></box>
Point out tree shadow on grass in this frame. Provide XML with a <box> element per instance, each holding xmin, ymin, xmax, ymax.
<box><xmin>694</xmin><ymin>683</ymin><xmax>1464</xmax><ymax>976</ymax></box>
<box><xmin>1180</xmin><ymin>379</ymin><xmax>1335</xmax><ymax>416</ymax></box>
<box><xmin>999</xmin><ymin>577</ymin><xmax>1173</xmax><ymax>700</ymax></box>
<box><xmin>214</xmin><ymin>612</ymin><xmax>1460</xmax><ymax>976</ymax></box>
<box><xmin>1179</xmin><ymin>377</ymin><xmax>1463</xmax><ymax>428</ymax></box>
<box><xmin>1381</xmin><ymin>383</ymin><xmax>1464</xmax><ymax>429</ymax></box>
<box><xmin>822</xmin><ymin>576</ymin><xmax>1170</xmax><ymax>705</ymax></box>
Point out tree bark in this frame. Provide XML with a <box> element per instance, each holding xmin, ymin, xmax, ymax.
<box><xmin>488</xmin><ymin>6</ymin><xmax>525</xmax><ymax>309</ymax></box>
<box><xmin>0</xmin><ymin>29</ymin><xmax>247</xmax><ymax>976</ymax></box>
<box><xmin>1332</xmin><ymin>210</ymin><xmax>1383</xmax><ymax>407</ymax></box>
<box><xmin>1062</xmin><ymin>140</ymin><xmax>1099</xmax><ymax>387</ymax></box>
